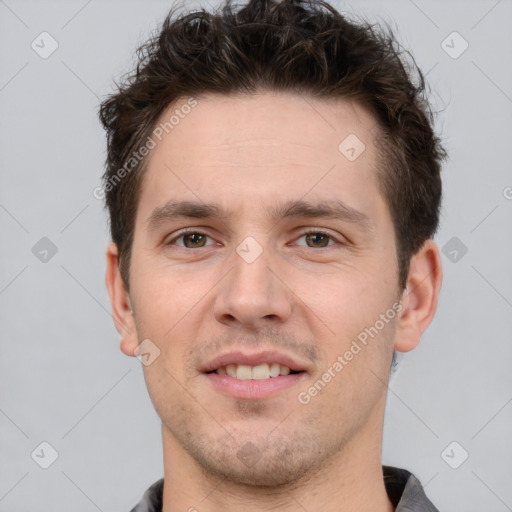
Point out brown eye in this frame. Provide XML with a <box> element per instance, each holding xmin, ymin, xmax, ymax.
<box><xmin>304</xmin><ymin>232</ymin><xmax>331</xmax><ymax>248</ymax></box>
<box><xmin>167</xmin><ymin>231</ymin><xmax>214</xmax><ymax>249</ymax></box>
<box><xmin>181</xmin><ymin>233</ymin><xmax>207</xmax><ymax>248</ymax></box>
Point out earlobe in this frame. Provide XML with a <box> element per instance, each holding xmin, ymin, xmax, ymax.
<box><xmin>105</xmin><ymin>242</ymin><xmax>139</xmax><ymax>357</ymax></box>
<box><xmin>394</xmin><ymin>240</ymin><xmax>443</xmax><ymax>353</ymax></box>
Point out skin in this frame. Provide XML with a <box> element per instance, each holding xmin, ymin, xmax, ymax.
<box><xmin>106</xmin><ymin>91</ymin><xmax>442</xmax><ymax>512</ymax></box>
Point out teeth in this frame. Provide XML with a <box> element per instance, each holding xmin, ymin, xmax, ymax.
<box><xmin>252</xmin><ymin>364</ymin><xmax>270</xmax><ymax>380</ymax></box>
<box><xmin>279</xmin><ymin>365</ymin><xmax>290</xmax><ymax>376</ymax></box>
<box><xmin>215</xmin><ymin>363</ymin><xmax>296</xmax><ymax>380</ymax></box>
<box><xmin>269</xmin><ymin>362</ymin><xmax>280</xmax><ymax>377</ymax></box>
<box><xmin>236</xmin><ymin>364</ymin><xmax>252</xmax><ymax>380</ymax></box>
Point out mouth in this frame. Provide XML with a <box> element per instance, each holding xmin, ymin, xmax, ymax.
<box><xmin>208</xmin><ymin>363</ymin><xmax>302</xmax><ymax>380</ymax></box>
<box><xmin>201</xmin><ymin>350</ymin><xmax>309</xmax><ymax>399</ymax></box>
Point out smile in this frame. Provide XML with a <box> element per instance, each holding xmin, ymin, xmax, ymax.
<box><xmin>212</xmin><ymin>363</ymin><xmax>300</xmax><ymax>380</ymax></box>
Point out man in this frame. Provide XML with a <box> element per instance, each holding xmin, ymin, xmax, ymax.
<box><xmin>99</xmin><ymin>0</ymin><xmax>445</xmax><ymax>510</ymax></box>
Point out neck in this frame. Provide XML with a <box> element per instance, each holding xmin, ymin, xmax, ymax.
<box><xmin>161</xmin><ymin>409</ymin><xmax>394</xmax><ymax>512</ymax></box>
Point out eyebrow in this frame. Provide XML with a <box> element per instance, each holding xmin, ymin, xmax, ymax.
<box><xmin>146</xmin><ymin>199</ymin><xmax>373</xmax><ymax>233</ymax></box>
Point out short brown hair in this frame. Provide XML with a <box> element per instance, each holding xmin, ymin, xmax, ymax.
<box><xmin>99</xmin><ymin>0</ymin><xmax>446</xmax><ymax>290</ymax></box>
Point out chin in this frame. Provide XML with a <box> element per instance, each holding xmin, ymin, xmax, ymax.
<box><xmin>183</xmin><ymin>430</ymin><xmax>328</xmax><ymax>488</ymax></box>
<box><xmin>202</xmin><ymin>453</ymin><xmax>312</xmax><ymax>488</ymax></box>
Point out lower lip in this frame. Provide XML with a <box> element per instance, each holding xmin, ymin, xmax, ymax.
<box><xmin>204</xmin><ymin>372</ymin><xmax>307</xmax><ymax>399</ymax></box>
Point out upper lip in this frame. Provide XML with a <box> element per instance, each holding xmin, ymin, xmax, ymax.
<box><xmin>201</xmin><ymin>349</ymin><xmax>309</xmax><ymax>373</ymax></box>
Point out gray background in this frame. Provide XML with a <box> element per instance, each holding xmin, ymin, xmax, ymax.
<box><xmin>1</xmin><ymin>0</ymin><xmax>511</xmax><ymax>510</ymax></box>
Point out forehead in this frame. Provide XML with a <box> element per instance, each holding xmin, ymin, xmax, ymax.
<box><xmin>150</xmin><ymin>91</ymin><xmax>378</xmax><ymax>164</ymax></box>
<box><xmin>137</xmin><ymin>91</ymin><xmax>387</xmax><ymax>226</ymax></box>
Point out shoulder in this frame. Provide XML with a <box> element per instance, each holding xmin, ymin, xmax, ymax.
<box><xmin>129</xmin><ymin>478</ymin><xmax>164</xmax><ymax>512</ymax></box>
<box><xmin>383</xmin><ymin>466</ymin><xmax>440</xmax><ymax>512</ymax></box>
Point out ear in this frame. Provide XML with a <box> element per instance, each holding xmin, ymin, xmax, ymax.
<box><xmin>105</xmin><ymin>242</ymin><xmax>139</xmax><ymax>357</ymax></box>
<box><xmin>394</xmin><ymin>239</ymin><xmax>443</xmax><ymax>352</ymax></box>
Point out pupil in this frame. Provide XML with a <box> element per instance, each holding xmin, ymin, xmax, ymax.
<box><xmin>186</xmin><ymin>233</ymin><xmax>204</xmax><ymax>247</ymax></box>
<box><xmin>307</xmin><ymin>233</ymin><xmax>328</xmax><ymax>247</ymax></box>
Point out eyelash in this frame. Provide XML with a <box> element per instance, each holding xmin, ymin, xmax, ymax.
<box><xmin>166</xmin><ymin>228</ymin><xmax>342</xmax><ymax>249</ymax></box>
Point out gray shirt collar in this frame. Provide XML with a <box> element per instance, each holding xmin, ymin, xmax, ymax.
<box><xmin>130</xmin><ymin>466</ymin><xmax>439</xmax><ymax>511</ymax></box>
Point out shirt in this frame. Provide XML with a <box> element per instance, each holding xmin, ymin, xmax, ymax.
<box><xmin>129</xmin><ymin>465</ymin><xmax>439</xmax><ymax>511</ymax></box>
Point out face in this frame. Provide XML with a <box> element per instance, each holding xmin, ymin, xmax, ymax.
<box><xmin>116</xmin><ymin>92</ymin><xmax>407</xmax><ymax>485</ymax></box>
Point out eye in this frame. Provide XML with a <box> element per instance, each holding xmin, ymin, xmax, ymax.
<box><xmin>167</xmin><ymin>230</ymin><xmax>216</xmax><ymax>249</ymax></box>
<box><xmin>294</xmin><ymin>230</ymin><xmax>338</xmax><ymax>248</ymax></box>
<box><xmin>166</xmin><ymin>229</ymin><xmax>341</xmax><ymax>250</ymax></box>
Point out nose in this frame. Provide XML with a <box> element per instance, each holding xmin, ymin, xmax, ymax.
<box><xmin>213</xmin><ymin>243</ymin><xmax>293</xmax><ymax>330</ymax></box>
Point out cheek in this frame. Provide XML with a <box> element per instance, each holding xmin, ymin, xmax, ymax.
<box><xmin>298</xmin><ymin>263</ymin><xmax>396</xmax><ymax>388</ymax></box>
<box><xmin>299</xmin><ymin>263</ymin><xmax>390</xmax><ymax>330</ymax></box>
<box><xmin>131</xmin><ymin>267</ymin><xmax>202</xmax><ymax>329</ymax></box>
